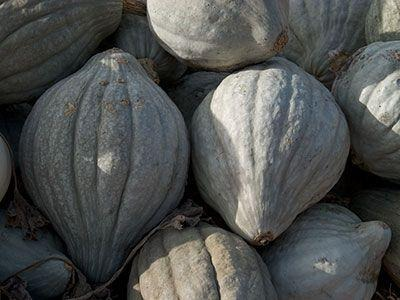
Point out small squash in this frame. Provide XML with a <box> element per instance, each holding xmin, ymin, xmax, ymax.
<box><xmin>0</xmin><ymin>210</ymin><xmax>72</xmax><ymax>299</ymax></box>
<box><xmin>366</xmin><ymin>0</ymin><xmax>400</xmax><ymax>43</ymax></box>
<box><xmin>147</xmin><ymin>0</ymin><xmax>289</xmax><ymax>71</ymax></box>
<box><xmin>191</xmin><ymin>57</ymin><xmax>350</xmax><ymax>245</ymax></box>
<box><xmin>0</xmin><ymin>0</ymin><xmax>122</xmax><ymax>104</ymax></box>
<box><xmin>332</xmin><ymin>41</ymin><xmax>400</xmax><ymax>183</ymax></box>
<box><xmin>262</xmin><ymin>203</ymin><xmax>391</xmax><ymax>300</ymax></box>
<box><xmin>0</xmin><ymin>135</ymin><xmax>11</xmax><ymax>202</ymax></box>
<box><xmin>128</xmin><ymin>223</ymin><xmax>277</xmax><ymax>299</ymax></box>
<box><xmin>350</xmin><ymin>188</ymin><xmax>400</xmax><ymax>287</ymax></box>
<box><xmin>20</xmin><ymin>49</ymin><xmax>189</xmax><ymax>283</ymax></box>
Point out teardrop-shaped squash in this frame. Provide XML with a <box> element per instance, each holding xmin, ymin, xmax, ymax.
<box><xmin>262</xmin><ymin>203</ymin><xmax>391</xmax><ymax>300</ymax></box>
<box><xmin>0</xmin><ymin>210</ymin><xmax>72</xmax><ymax>299</ymax></box>
<box><xmin>0</xmin><ymin>135</ymin><xmax>11</xmax><ymax>202</ymax></box>
<box><xmin>19</xmin><ymin>49</ymin><xmax>190</xmax><ymax>283</ymax></box>
<box><xmin>128</xmin><ymin>223</ymin><xmax>277</xmax><ymax>300</ymax></box>
<box><xmin>332</xmin><ymin>41</ymin><xmax>400</xmax><ymax>183</ymax></box>
<box><xmin>350</xmin><ymin>188</ymin><xmax>400</xmax><ymax>287</ymax></box>
<box><xmin>147</xmin><ymin>0</ymin><xmax>289</xmax><ymax>71</ymax></box>
<box><xmin>191</xmin><ymin>57</ymin><xmax>350</xmax><ymax>245</ymax></box>
<box><xmin>0</xmin><ymin>0</ymin><xmax>122</xmax><ymax>104</ymax></box>
<box><xmin>366</xmin><ymin>0</ymin><xmax>400</xmax><ymax>43</ymax></box>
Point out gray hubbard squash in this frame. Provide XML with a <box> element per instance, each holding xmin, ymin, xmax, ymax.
<box><xmin>111</xmin><ymin>13</ymin><xmax>187</xmax><ymax>84</ymax></box>
<box><xmin>19</xmin><ymin>49</ymin><xmax>190</xmax><ymax>283</ymax></box>
<box><xmin>0</xmin><ymin>134</ymin><xmax>11</xmax><ymax>202</ymax></box>
<box><xmin>191</xmin><ymin>57</ymin><xmax>350</xmax><ymax>246</ymax></box>
<box><xmin>0</xmin><ymin>0</ymin><xmax>122</xmax><ymax>104</ymax></box>
<box><xmin>262</xmin><ymin>203</ymin><xmax>391</xmax><ymax>300</ymax></box>
<box><xmin>0</xmin><ymin>210</ymin><xmax>72</xmax><ymax>299</ymax></box>
<box><xmin>147</xmin><ymin>0</ymin><xmax>289</xmax><ymax>71</ymax></box>
<box><xmin>283</xmin><ymin>0</ymin><xmax>372</xmax><ymax>87</ymax></box>
<box><xmin>332</xmin><ymin>41</ymin><xmax>400</xmax><ymax>183</ymax></box>
<box><xmin>128</xmin><ymin>223</ymin><xmax>277</xmax><ymax>300</ymax></box>
<box><xmin>366</xmin><ymin>0</ymin><xmax>400</xmax><ymax>43</ymax></box>
<box><xmin>350</xmin><ymin>188</ymin><xmax>400</xmax><ymax>287</ymax></box>
<box><xmin>166</xmin><ymin>71</ymin><xmax>229</xmax><ymax>126</ymax></box>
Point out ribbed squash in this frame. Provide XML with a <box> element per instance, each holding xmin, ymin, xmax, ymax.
<box><xmin>147</xmin><ymin>0</ymin><xmax>289</xmax><ymax>71</ymax></box>
<box><xmin>366</xmin><ymin>0</ymin><xmax>400</xmax><ymax>43</ymax></box>
<box><xmin>0</xmin><ymin>210</ymin><xmax>72</xmax><ymax>299</ymax></box>
<box><xmin>191</xmin><ymin>57</ymin><xmax>350</xmax><ymax>245</ymax></box>
<box><xmin>262</xmin><ymin>203</ymin><xmax>391</xmax><ymax>300</ymax></box>
<box><xmin>0</xmin><ymin>0</ymin><xmax>122</xmax><ymax>104</ymax></box>
<box><xmin>19</xmin><ymin>49</ymin><xmax>189</xmax><ymax>283</ymax></box>
<box><xmin>351</xmin><ymin>188</ymin><xmax>400</xmax><ymax>287</ymax></box>
<box><xmin>0</xmin><ymin>135</ymin><xmax>11</xmax><ymax>202</ymax></box>
<box><xmin>332</xmin><ymin>41</ymin><xmax>400</xmax><ymax>183</ymax></box>
<box><xmin>283</xmin><ymin>0</ymin><xmax>372</xmax><ymax>87</ymax></box>
<box><xmin>128</xmin><ymin>223</ymin><xmax>277</xmax><ymax>300</ymax></box>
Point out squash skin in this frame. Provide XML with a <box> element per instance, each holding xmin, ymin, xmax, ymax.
<box><xmin>128</xmin><ymin>223</ymin><xmax>277</xmax><ymax>300</ymax></box>
<box><xmin>166</xmin><ymin>71</ymin><xmax>229</xmax><ymax>127</ymax></box>
<box><xmin>262</xmin><ymin>203</ymin><xmax>391</xmax><ymax>300</ymax></box>
<box><xmin>351</xmin><ymin>189</ymin><xmax>400</xmax><ymax>287</ymax></box>
<box><xmin>111</xmin><ymin>14</ymin><xmax>186</xmax><ymax>83</ymax></box>
<box><xmin>0</xmin><ymin>0</ymin><xmax>122</xmax><ymax>104</ymax></box>
<box><xmin>191</xmin><ymin>57</ymin><xmax>350</xmax><ymax>245</ymax></box>
<box><xmin>147</xmin><ymin>0</ymin><xmax>289</xmax><ymax>71</ymax></box>
<box><xmin>0</xmin><ymin>211</ymin><xmax>72</xmax><ymax>299</ymax></box>
<box><xmin>332</xmin><ymin>41</ymin><xmax>400</xmax><ymax>183</ymax></box>
<box><xmin>0</xmin><ymin>135</ymin><xmax>11</xmax><ymax>202</ymax></box>
<box><xmin>283</xmin><ymin>0</ymin><xmax>372</xmax><ymax>87</ymax></box>
<box><xmin>366</xmin><ymin>0</ymin><xmax>400</xmax><ymax>43</ymax></box>
<box><xmin>19</xmin><ymin>49</ymin><xmax>190</xmax><ymax>283</ymax></box>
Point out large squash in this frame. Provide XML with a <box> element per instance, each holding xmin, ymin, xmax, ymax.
<box><xmin>111</xmin><ymin>14</ymin><xmax>186</xmax><ymax>83</ymax></box>
<box><xmin>128</xmin><ymin>223</ymin><xmax>277</xmax><ymax>299</ymax></box>
<box><xmin>283</xmin><ymin>0</ymin><xmax>372</xmax><ymax>87</ymax></box>
<box><xmin>350</xmin><ymin>188</ymin><xmax>400</xmax><ymax>287</ymax></box>
<box><xmin>0</xmin><ymin>210</ymin><xmax>72</xmax><ymax>299</ymax></box>
<box><xmin>366</xmin><ymin>0</ymin><xmax>400</xmax><ymax>43</ymax></box>
<box><xmin>332</xmin><ymin>41</ymin><xmax>400</xmax><ymax>183</ymax></box>
<box><xmin>19</xmin><ymin>49</ymin><xmax>190</xmax><ymax>283</ymax></box>
<box><xmin>147</xmin><ymin>0</ymin><xmax>289</xmax><ymax>71</ymax></box>
<box><xmin>0</xmin><ymin>0</ymin><xmax>122</xmax><ymax>104</ymax></box>
<box><xmin>191</xmin><ymin>57</ymin><xmax>350</xmax><ymax>245</ymax></box>
<box><xmin>262</xmin><ymin>203</ymin><xmax>391</xmax><ymax>300</ymax></box>
<box><xmin>0</xmin><ymin>135</ymin><xmax>11</xmax><ymax>202</ymax></box>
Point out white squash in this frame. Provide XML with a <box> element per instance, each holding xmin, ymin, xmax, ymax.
<box><xmin>366</xmin><ymin>0</ymin><xmax>400</xmax><ymax>43</ymax></box>
<box><xmin>0</xmin><ymin>135</ymin><xmax>11</xmax><ymax>202</ymax></box>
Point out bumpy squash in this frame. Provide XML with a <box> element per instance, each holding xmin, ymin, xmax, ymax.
<box><xmin>283</xmin><ymin>0</ymin><xmax>372</xmax><ymax>87</ymax></box>
<box><xmin>166</xmin><ymin>71</ymin><xmax>229</xmax><ymax>126</ymax></box>
<box><xmin>20</xmin><ymin>49</ymin><xmax>189</xmax><ymax>283</ymax></box>
<box><xmin>0</xmin><ymin>211</ymin><xmax>72</xmax><ymax>299</ymax></box>
<box><xmin>111</xmin><ymin>14</ymin><xmax>186</xmax><ymax>83</ymax></box>
<box><xmin>0</xmin><ymin>0</ymin><xmax>122</xmax><ymax>104</ymax></box>
<box><xmin>147</xmin><ymin>0</ymin><xmax>289</xmax><ymax>71</ymax></box>
<box><xmin>0</xmin><ymin>135</ymin><xmax>11</xmax><ymax>202</ymax></box>
<box><xmin>332</xmin><ymin>41</ymin><xmax>400</xmax><ymax>183</ymax></box>
<box><xmin>351</xmin><ymin>189</ymin><xmax>400</xmax><ymax>287</ymax></box>
<box><xmin>262</xmin><ymin>203</ymin><xmax>391</xmax><ymax>300</ymax></box>
<box><xmin>191</xmin><ymin>57</ymin><xmax>350</xmax><ymax>245</ymax></box>
<box><xmin>366</xmin><ymin>0</ymin><xmax>400</xmax><ymax>43</ymax></box>
<box><xmin>128</xmin><ymin>223</ymin><xmax>277</xmax><ymax>299</ymax></box>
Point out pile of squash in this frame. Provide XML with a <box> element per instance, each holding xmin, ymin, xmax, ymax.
<box><xmin>0</xmin><ymin>0</ymin><xmax>399</xmax><ymax>299</ymax></box>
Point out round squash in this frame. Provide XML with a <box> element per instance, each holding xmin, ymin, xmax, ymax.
<box><xmin>332</xmin><ymin>41</ymin><xmax>400</xmax><ymax>183</ymax></box>
<box><xmin>0</xmin><ymin>210</ymin><xmax>72</xmax><ymax>299</ymax></box>
<box><xmin>191</xmin><ymin>57</ymin><xmax>350</xmax><ymax>245</ymax></box>
<box><xmin>111</xmin><ymin>14</ymin><xmax>186</xmax><ymax>83</ymax></box>
<box><xmin>128</xmin><ymin>223</ymin><xmax>277</xmax><ymax>299</ymax></box>
<box><xmin>166</xmin><ymin>71</ymin><xmax>229</xmax><ymax>126</ymax></box>
<box><xmin>19</xmin><ymin>49</ymin><xmax>190</xmax><ymax>283</ymax></box>
<box><xmin>262</xmin><ymin>203</ymin><xmax>391</xmax><ymax>300</ymax></box>
<box><xmin>0</xmin><ymin>135</ymin><xmax>11</xmax><ymax>202</ymax></box>
<box><xmin>283</xmin><ymin>0</ymin><xmax>372</xmax><ymax>87</ymax></box>
<box><xmin>366</xmin><ymin>0</ymin><xmax>400</xmax><ymax>43</ymax></box>
<box><xmin>0</xmin><ymin>0</ymin><xmax>122</xmax><ymax>104</ymax></box>
<box><xmin>350</xmin><ymin>188</ymin><xmax>400</xmax><ymax>287</ymax></box>
<box><xmin>147</xmin><ymin>0</ymin><xmax>289</xmax><ymax>71</ymax></box>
